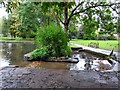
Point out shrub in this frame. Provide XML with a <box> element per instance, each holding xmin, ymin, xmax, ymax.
<box><xmin>97</xmin><ymin>34</ymin><xmax>117</xmax><ymax>40</ymax></box>
<box><xmin>36</xmin><ymin>23</ymin><xmax>72</xmax><ymax>57</ymax></box>
<box><xmin>107</xmin><ymin>35</ymin><xmax>116</xmax><ymax>40</ymax></box>
<box><xmin>31</xmin><ymin>46</ymin><xmax>49</xmax><ymax>60</ymax></box>
<box><xmin>97</xmin><ymin>34</ymin><xmax>107</xmax><ymax>40</ymax></box>
<box><xmin>83</xmin><ymin>34</ymin><xmax>96</xmax><ymax>40</ymax></box>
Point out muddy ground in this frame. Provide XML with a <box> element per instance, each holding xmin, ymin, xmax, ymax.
<box><xmin>0</xmin><ymin>67</ymin><xmax>119</xmax><ymax>89</ymax></box>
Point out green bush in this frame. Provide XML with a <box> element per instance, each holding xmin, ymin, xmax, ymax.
<box><xmin>97</xmin><ymin>34</ymin><xmax>117</xmax><ymax>40</ymax></box>
<box><xmin>36</xmin><ymin>23</ymin><xmax>72</xmax><ymax>57</ymax></box>
<box><xmin>31</xmin><ymin>47</ymin><xmax>49</xmax><ymax>60</ymax></box>
<box><xmin>83</xmin><ymin>34</ymin><xmax>96</xmax><ymax>40</ymax></box>
<box><xmin>97</xmin><ymin>34</ymin><xmax>107</xmax><ymax>40</ymax></box>
<box><xmin>107</xmin><ymin>35</ymin><xmax>116</xmax><ymax>40</ymax></box>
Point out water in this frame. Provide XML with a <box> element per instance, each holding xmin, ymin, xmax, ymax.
<box><xmin>0</xmin><ymin>41</ymin><xmax>119</xmax><ymax>71</ymax></box>
<box><xmin>0</xmin><ymin>42</ymin><xmax>35</xmax><ymax>67</ymax></box>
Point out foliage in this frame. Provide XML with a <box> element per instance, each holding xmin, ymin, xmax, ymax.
<box><xmin>31</xmin><ymin>47</ymin><xmax>49</xmax><ymax>60</ymax></box>
<box><xmin>1</xmin><ymin>17</ymin><xmax>9</xmax><ymax>37</ymax></box>
<box><xmin>98</xmin><ymin>8</ymin><xmax>117</xmax><ymax>35</ymax></box>
<box><xmin>17</xmin><ymin>2</ymin><xmax>40</xmax><ymax>38</ymax></box>
<box><xmin>8</xmin><ymin>14</ymin><xmax>19</xmax><ymax>38</ymax></box>
<box><xmin>80</xmin><ymin>6</ymin><xmax>117</xmax><ymax>40</ymax></box>
<box><xmin>1</xmin><ymin>1</ymin><xmax>119</xmax><ymax>40</ymax></box>
<box><xmin>68</xmin><ymin>29</ymin><xmax>78</xmax><ymax>39</ymax></box>
<box><xmin>5</xmin><ymin>2</ymin><xmax>56</xmax><ymax>38</ymax></box>
<box><xmin>34</xmin><ymin>1</ymin><xmax>119</xmax><ymax>32</ymax></box>
<box><xmin>36</xmin><ymin>23</ymin><xmax>72</xmax><ymax>57</ymax></box>
<box><xmin>97</xmin><ymin>34</ymin><xmax>117</xmax><ymax>40</ymax></box>
<box><xmin>117</xmin><ymin>19</ymin><xmax>120</xmax><ymax>34</ymax></box>
<box><xmin>82</xmin><ymin>16</ymin><xmax>98</xmax><ymax>40</ymax></box>
<box><xmin>107</xmin><ymin>35</ymin><xmax>116</xmax><ymax>40</ymax></box>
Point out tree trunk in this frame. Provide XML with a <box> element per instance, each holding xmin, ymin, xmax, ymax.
<box><xmin>64</xmin><ymin>4</ymin><xmax>69</xmax><ymax>32</ymax></box>
<box><xmin>64</xmin><ymin>22</ymin><xmax>69</xmax><ymax>32</ymax></box>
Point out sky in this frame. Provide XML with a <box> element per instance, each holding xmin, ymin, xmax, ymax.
<box><xmin>0</xmin><ymin>7</ymin><xmax>8</xmax><ymax>19</ymax></box>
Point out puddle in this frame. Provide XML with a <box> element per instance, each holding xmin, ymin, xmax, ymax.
<box><xmin>70</xmin><ymin>53</ymin><xmax>119</xmax><ymax>71</ymax></box>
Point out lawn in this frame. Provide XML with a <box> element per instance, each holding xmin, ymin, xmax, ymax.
<box><xmin>0</xmin><ymin>37</ymin><xmax>35</xmax><ymax>41</ymax></box>
<box><xmin>70</xmin><ymin>39</ymin><xmax>120</xmax><ymax>52</ymax></box>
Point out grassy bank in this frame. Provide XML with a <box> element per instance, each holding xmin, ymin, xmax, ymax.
<box><xmin>70</xmin><ymin>39</ymin><xmax>120</xmax><ymax>52</ymax></box>
<box><xmin>0</xmin><ymin>37</ymin><xmax>35</xmax><ymax>41</ymax></box>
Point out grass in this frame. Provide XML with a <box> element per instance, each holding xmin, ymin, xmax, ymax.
<box><xmin>70</xmin><ymin>39</ymin><xmax>120</xmax><ymax>52</ymax></box>
<box><xmin>0</xmin><ymin>37</ymin><xmax>35</xmax><ymax>41</ymax></box>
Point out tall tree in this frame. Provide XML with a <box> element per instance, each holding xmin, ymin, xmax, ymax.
<box><xmin>17</xmin><ymin>2</ymin><xmax>40</xmax><ymax>38</ymax></box>
<box><xmin>1</xmin><ymin>0</ymin><xmax>120</xmax><ymax>33</ymax></box>
<box><xmin>1</xmin><ymin>16</ymin><xmax>9</xmax><ymax>37</ymax></box>
<box><xmin>36</xmin><ymin>1</ymin><xmax>119</xmax><ymax>33</ymax></box>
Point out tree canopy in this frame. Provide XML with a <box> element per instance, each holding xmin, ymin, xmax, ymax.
<box><xmin>0</xmin><ymin>0</ymin><xmax>120</xmax><ymax>39</ymax></box>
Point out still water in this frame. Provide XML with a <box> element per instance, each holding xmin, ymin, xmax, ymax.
<box><xmin>0</xmin><ymin>41</ymin><xmax>118</xmax><ymax>71</ymax></box>
<box><xmin>0</xmin><ymin>42</ymin><xmax>35</xmax><ymax>67</ymax></box>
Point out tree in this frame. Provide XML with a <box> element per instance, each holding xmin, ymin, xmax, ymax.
<box><xmin>1</xmin><ymin>0</ymin><xmax>120</xmax><ymax>35</ymax></box>
<box><xmin>34</xmin><ymin>1</ymin><xmax>119</xmax><ymax>33</ymax></box>
<box><xmin>97</xmin><ymin>7</ymin><xmax>117</xmax><ymax>35</ymax></box>
<box><xmin>2</xmin><ymin>1</ymin><xmax>57</xmax><ymax>38</ymax></box>
<box><xmin>79</xmin><ymin>4</ymin><xmax>118</xmax><ymax>39</ymax></box>
<box><xmin>117</xmin><ymin>19</ymin><xmax>120</xmax><ymax>36</ymax></box>
<box><xmin>82</xmin><ymin>16</ymin><xmax>99</xmax><ymax>40</ymax></box>
<box><xmin>17</xmin><ymin>2</ymin><xmax>40</xmax><ymax>38</ymax></box>
<box><xmin>6</xmin><ymin>10</ymin><xmax>19</xmax><ymax>38</ymax></box>
<box><xmin>1</xmin><ymin>17</ymin><xmax>9</xmax><ymax>37</ymax></box>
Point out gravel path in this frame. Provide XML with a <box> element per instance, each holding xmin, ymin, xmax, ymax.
<box><xmin>0</xmin><ymin>67</ymin><xmax>119</xmax><ymax>89</ymax></box>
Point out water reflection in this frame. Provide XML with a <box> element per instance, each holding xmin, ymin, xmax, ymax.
<box><xmin>0</xmin><ymin>42</ymin><xmax>71</xmax><ymax>70</ymax></box>
<box><xmin>0</xmin><ymin>42</ymin><xmax>119</xmax><ymax>71</ymax></box>
<box><xmin>70</xmin><ymin>53</ymin><xmax>119</xmax><ymax>71</ymax></box>
<box><xmin>26</xmin><ymin>61</ymin><xmax>70</xmax><ymax>70</ymax></box>
<box><xmin>0</xmin><ymin>42</ymin><xmax>35</xmax><ymax>67</ymax></box>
